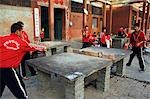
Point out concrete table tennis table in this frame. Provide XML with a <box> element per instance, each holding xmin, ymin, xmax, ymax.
<box><xmin>73</xmin><ymin>46</ymin><xmax>131</xmax><ymax>76</ymax></box>
<box><xmin>39</xmin><ymin>41</ymin><xmax>71</xmax><ymax>56</ymax></box>
<box><xmin>26</xmin><ymin>53</ymin><xmax>112</xmax><ymax>99</ymax></box>
<box><xmin>112</xmin><ymin>37</ymin><xmax>129</xmax><ymax>48</ymax></box>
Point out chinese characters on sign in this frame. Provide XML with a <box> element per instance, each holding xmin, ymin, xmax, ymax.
<box><xmin>34</xmin><ymin>8</ymin><xmax>40</xmax><ymax>37</ymax></box>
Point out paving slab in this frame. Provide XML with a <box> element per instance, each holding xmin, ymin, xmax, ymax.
<box><xmin>1</xmin><ymin>41</ymin><xmax>150</xmax><ymax>99</ymax></box>
<box><xmin>125</xmin><ymin>54</ymin><xmax>150</xmax><ymax>82</ymax></box>
<box><xmin>2</xmin><ymin>76</ymin><xmax>150</xmax><ymax>99</ymax></box>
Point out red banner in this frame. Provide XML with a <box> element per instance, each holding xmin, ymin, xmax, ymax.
<box><xmin>37</xmin><ymin>0</ymin><xmax>48</xmax><ymax>3</ymax></box>
<box><xmin>55</xmin><ymin>0</ymin><xmax>58</xmax><ymax>4</ymax></box>
<box><xmin>43</xmin><ymin>0</ymin><xmax>48</xmax><ymax>2</ymax></box>
<box><xmin>54</xmin><ymin>0</ymin><xmax>63</xmax><ymax>4</ymax></box>
<box><xmin>59</xmin><ymin>0</ymin><xmax>63</xmax><ymax>4</ymax></box>
<box><xmin>37</xmin><ymin>0</ymin><xmax>63</xmax><ymax>4</ymax></box>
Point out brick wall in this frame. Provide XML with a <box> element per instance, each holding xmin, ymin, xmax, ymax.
<box><xmin>70</xmin><ymin>12</ymin><xmax>83</xmax><ymax>40</ymax></box>
<box><xmin>0</xmin><ymin>4</ymin><xmax>34</xmax><ymax>42</ymax></box>
<box><xmin>111</xmin><ymin>6</ymin><xmax>130</xmax><ymax>34</ymax></box>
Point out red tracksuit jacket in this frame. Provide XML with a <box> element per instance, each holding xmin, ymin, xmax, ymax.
<box><xmin>130</xmin><ymin>31</ymin><xmax>146</xmax><ymax>48</ymax></box>
<box><xmin>21</xmin><ymin>31</ymin><xmax>30</xmax><ymax>43</ymax></box>
<box><xmin>0</xmin><ymin>34</ymin><xmax>36</xmax><ymax>68</ymax></box>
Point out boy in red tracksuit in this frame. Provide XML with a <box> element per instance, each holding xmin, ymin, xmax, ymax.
<box><xmin>126</xmin><ymin>23</ymin><xmax>147</xmax><ymax>72</ymax></box>
<box><xmin>100</xmin><ymin>29</ymin><xmax>112</xmax><ymax>48</ymax></box>
<box><xmin>17</xmin><ymin>21</ymin><xmax>37</xmax><ymax>80</ymax></box>
<box><xmin>40</xmin><ymin>28</ymin><xmax>45</xmax><ymax>42</ymax></box>
<box><xmin>0</xmin><ymin>23</ymin><xmax>38</xmax><ymax>99</ymax></box>
<box><xmin>89</xmin><ymin>32</ymin><xmax>96</xmax><ymax>46</ymax></box>
<box><xmin>100</xmin><ymin>27</ymin><xmax>109</xmax><ymax>47</ymax></box>
<box><xmin>81</xmin><ymin>26</ymin><xmax>91</xmax><ymax>48</ymax></box>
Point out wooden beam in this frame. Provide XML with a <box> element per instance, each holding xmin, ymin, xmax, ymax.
<box><xmin>87</xmin><ymin>4</ymin><xmax>92</xmax><ymax>31</ymax></box>
<box><xmin>109</xmin><ymin>5</ymin><xmax>112</xmax><ymax>34</ymax></box>
<box><xmin>111</xmin><ymin>0</ymin><xmax>147</xmax><ymax>5</ymax></box>
<box><xmin>83</xmin><ymin>0</ymin><xmax>87</xmax><ymax>28</ymax></box>
<box><xmin>141</xmin><ymin>1</ymin><xmax>146</xmax><ymax>30</ymax></box>
<box><xmin>90</xmin><ymin>0</ymin><xmax>111</xmax><ymax>5</ymax></box>
<box><xmin>103</xmin><ymin>3</ymin><xmax>107</xmax><ymax>28</ymax></box>
<box><xmin>128</xmin><ymin>0</ymin><xmax>146</xmax><ymax>4</ymax></box>
<box><xmin>145</xmin><ymin>3</ymin><xmax>150</xmax><ymax>33</ymax></box>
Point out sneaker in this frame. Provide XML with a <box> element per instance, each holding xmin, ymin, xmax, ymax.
<box><xmin>126</xmin><ymin>63</ymin><xmax>131</xmax><ymax>66</ymax></box>
<box><xmin>139</xmin><ymin>69</ymin><xmax>145</xmax><ymax>73</ymax></box>
<box><xmin>23</xmin><ymin>76</ymin><xmax>29</xmax><ymax>80</ymax></box>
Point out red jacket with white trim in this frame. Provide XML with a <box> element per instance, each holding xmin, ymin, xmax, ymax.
<box><xmin>0</xmin><ymin>34</ymin><xmax>36</xmax><ymax>68</ymax></box>
<box><xmin>21</xmin><ymin>31</ymin><xmax>30</xmax><ymax>43</ymax></box>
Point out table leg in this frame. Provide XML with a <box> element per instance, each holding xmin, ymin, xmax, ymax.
<box><xmin>37</xmin><ymin>70</ymin><xmax>51</xmax><ymax>90</ymax></box>
<box><xmin>115</xmin><ymin>59</ymin><xmax>126</xmax><ymax>76</ymax></box>
<box><xmin>66</xmin><ymin>46</ymin><xmax>73</xmax><ymax>53</ymax></box>
<box><xmin>65</xmin><ymin>76</ymin><xmax>84</xmax><ymax>99</ymax></box>
<box><xmin>96</xmin><ymin>66</ymin><xmax>110</xmax><ymax>92</ymax></box>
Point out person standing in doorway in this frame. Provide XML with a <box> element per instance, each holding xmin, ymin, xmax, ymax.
<box><xmin>40</xmin><ymin>28</ymin><xmax>45</xmax><ymax>42</ymax></box>
<box><xmin>126</xmin><ymin>23</ymin><xmax>147</xmax><ymax>72</ymax></box>
<box><xmin>17</xmin><ymin>21</ymin><xmax>37</xmax><ymax>80</ymax></box>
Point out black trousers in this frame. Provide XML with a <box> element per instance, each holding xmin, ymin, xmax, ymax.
<box><xmin>19</xmin><ymin>52</ymin><xmax>36</xmax><ymax>77</ymax></box>
<box><xmin>101</xmin><ymin>43</ymin><xmax>107</xmax><ymax>47</ymax></box>
<box><xmin>127</xmin><ymin>47</ymin><xmax>145</xmax><ymax>69</ymax></box>
<box><xmin>82</xmin><ymin>42</ymin><xmax>91</xmax><ymax>49</ymax></box>
<box><xmin>0</xmin><ymin>68</ymin><xmax>28</xmax><ymax>99</ymax></box>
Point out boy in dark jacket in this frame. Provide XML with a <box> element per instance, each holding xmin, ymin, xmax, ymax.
<box><xmin>126</xmin><ymin>23</ymin><xmax>146</xmax><ymax>72</ymax></box>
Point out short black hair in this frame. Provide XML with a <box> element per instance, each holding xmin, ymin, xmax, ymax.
<box><xmin>102</xmin><ymin>27</ymin><xmax>107</xmax><ymax>31</ymax></box>
<box><xmin>85</xmin><ymin>25</ymin><xmax>88</xmax><ymax>28</ymax></box>
<box><xmin>11</xmin><ymin>23</ymin><xmax>22</xmax><ymax>33</ymax></box>
<box><xmin>17</xmin><ymin>21</ymin><xmax>24</xmax><ymax>27</ymax></box>
<box><xmin>134</xmin><ymin>23</ymin><xmax>140</xmax><ymax>27</ymax></box>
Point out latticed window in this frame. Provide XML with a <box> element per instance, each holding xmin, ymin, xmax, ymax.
<box><xmin>92</xmin><ymin>6</ymin><xmax>103</xmax><ymax>15</ymax></box>
<box><xmin>71</xmin><ymin>1</ymin><xmax>83</xmax><ymax>13</ymax></box>
<box><xmin>92</xmin><ymin>17</ymin><xmax>98</xmax><ymax>28</ymax></box>
<box><xmin>132</xmin><ymin>10</ymin><xmax>137</xmax><ymax>29</ymax></box>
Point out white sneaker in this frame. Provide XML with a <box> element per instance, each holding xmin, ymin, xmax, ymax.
<box><xmin>139</xmin><ymin>69</ymin><xmax>145</xmax><ymax>73</ymax></box>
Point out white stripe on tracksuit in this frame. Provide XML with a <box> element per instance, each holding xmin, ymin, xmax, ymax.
<box><xmin>140</xmin><ymin>48</ymin><xmax>145</xmax><ymax>67</ymax></box>
<box><xmin>12</xmin><ymin>68</ymin><xmax>28</xmax><ymax>98</ymax></box>
<box><xmin>19</xmin><ymin>63</ymin><xmax>23</xmax><ymax>77</ymax></box>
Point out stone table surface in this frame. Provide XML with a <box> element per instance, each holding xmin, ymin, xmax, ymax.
<box><xmin>39</xmin><ymin>41</ymin><xmax>70</xmax><ymax>50</ymax></box>
<box><xmin>26</xmin><ymin>53</ymin><xmax>112</xmax><ymax>80</ymax></box>
<box><xmin>80</xmin><ymin>46</ymin><xmax>131</xmax><ymax>62</ymax></box>
<box><xmin>80</xmin><ymin>46</ymin><xmax>131</xmax><ymax>56</ymax></box>
<box><xmin>2</xmin><ymin>41</ymin><xmax>150</xmax><ymax>99</ymax></box>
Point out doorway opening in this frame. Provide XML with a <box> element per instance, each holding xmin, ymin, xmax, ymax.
<box><xmin>54</xmin><ymin>8</ymin><xmax>65</xmax><ymax>40</ymax></box>
<box><xmin>41</xmin><ymin>6</ymin><xmax>49</xmax><ymax>40</ymax></box>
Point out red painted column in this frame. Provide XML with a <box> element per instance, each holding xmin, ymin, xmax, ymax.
<box><xmin>103</xmin><ymin>3</ymin><xmax>107</xmax><ymax>28</ymax></box>
<box><xmin>83</xmin><ymin>0</ymin><xmax>87</xmax><ymax>28</ymax></box>
<box><xmin>49</xmin><ymin>0</ymin><xmax>54</xmax><ymax>40</ymax></box>
<box><xmin>141</xmin><ymin>1</ymin><xmax>146</xmax><ymax>30</ymax></box>
<box><xmin>145</xmin><ymin>2</ymin><xmax>150</xmax><ymax>33</ymax></box>
<box><xmin>109</xmin><ymin>5</ymin><xmax>112</xmax><ymax>34</ymax></box>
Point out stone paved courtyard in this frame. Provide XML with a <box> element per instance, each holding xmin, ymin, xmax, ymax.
<box><xmin>1</xmin><ymin>42</ymin><xmax>150</xmax><ymax>99</ymax></box>
<box><xmin>2</xmin><ymin>75</ymin><xmax>150</xmax><ymax>99</ymax></box>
